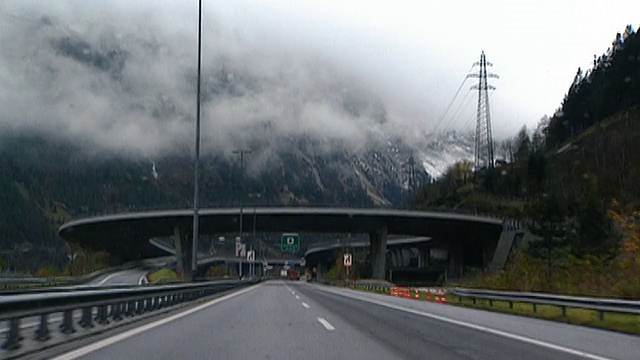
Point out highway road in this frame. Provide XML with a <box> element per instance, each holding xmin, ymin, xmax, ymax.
<box><xmin>84</xmin><ymin>268</ymin><xmax>149</xmax><ymax>286</ymax></box>
<box><xmin>48</xmin><ymin>281</ymin><xmax>640</xmax><ymax>360</ymax></box>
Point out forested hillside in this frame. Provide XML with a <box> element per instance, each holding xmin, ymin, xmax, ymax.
<box><xmin>411</xmin><ymin>25</ymin><xmax>640</xmax><ymax>297</ymax></box>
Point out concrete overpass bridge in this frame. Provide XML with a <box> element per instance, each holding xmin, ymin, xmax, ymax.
<box><xmin>58</xmin><ymin>207</ymin><xmax>510</xmax><ymax>280</ymax></box>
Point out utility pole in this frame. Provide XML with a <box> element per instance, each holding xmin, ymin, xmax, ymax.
<box><xmin>467</xmin><ymin>51</ymin><xmax>498</xmax><ymax>170</ymax></box>
<box><xmin>232</xmin><ymin>149</ymin><xmax>251</xmax><ymax>277</ymax></box>
<box><xmin>405</xmin><ymin>153</ymin><xmax>416</xmax><ymax>207</ymax></box>
<box><xmin>252</xmin><ymin>206</ymin><xmax>257</xmax><ymax>277</ymax></box>
<box><xmin>249</xmin><ymin>192</ymin><xmax>262</xmax><ymax>277</ymax></box>
<box><xmin>191</xmin><ymin>0</ymin><xmax>203</xmax><ymax>280</ymax></box>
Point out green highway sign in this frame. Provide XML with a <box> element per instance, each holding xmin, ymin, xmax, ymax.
<box><xmin>281</xmin><ymin>233</ymin><xmax>300</xmax><ymax>253</ymax></box>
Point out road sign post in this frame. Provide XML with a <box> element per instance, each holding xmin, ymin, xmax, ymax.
<box><xmin>343</xmin><ymin>253</ymin><xmax>352</xmax><ymax>266</ymax></box>
<box><xmin>344</xmin><ymin>253</ymin><xmax>352</xmax><ymax>287</ymax></box>
<box><xmin>280</xmin><ymin>233</ymin><xmax>300</xmax><ymax>253</ymax></box>
<box><xmin>235</xmin><ymin>240</ymin><xmax>246</xmax><ymax>278</ymax></box>
<box><xmin>247</xmin><ymin>250</ymin><xmax>255</xmax><ymax>277</ymax></box>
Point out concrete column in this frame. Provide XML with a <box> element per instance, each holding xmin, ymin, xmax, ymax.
<box><xmin>419</xmin><ymin>248</ymin><xmax>428</xmax><ymax>268</ymax></box>
<box><xmin>174</xmin><ymin>225</ymin><xmax>194</xmax><ymax>280</ymax></box>
<box><xmin>401</xmin><ymin>248</ymin><xmax>412</xmax><ymax>267</ymax></box>
<box><xmin>448</xmin><ymin>245</ymin><xmax>463</xmax><ymax>280</ymax></box>
<box><xmin>316</xmin><ymin>261</ymin><xmax>327</xmax><ymax>281</ymax></box>
<box><xmin>369</xmin><ymin>226</ymin><xmax>388</xmax><ymax>280</ymax></box>
<box><xmin>390</xmin><ymin>250</ymin><xmax>399</xmax><ymax>268</ymax></box>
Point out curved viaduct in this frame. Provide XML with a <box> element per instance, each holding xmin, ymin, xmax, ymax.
<box><xmin>59</xmin><ymin>207</ymin><xmax>506</xmax><ymax>280</ymax></box>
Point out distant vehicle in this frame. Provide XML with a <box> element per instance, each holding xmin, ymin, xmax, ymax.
<box><xmin>289</xmin><ymin>270</ymin><xmax>300</xmax><ymax>281</ymax></box>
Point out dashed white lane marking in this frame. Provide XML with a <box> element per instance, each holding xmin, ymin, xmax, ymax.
<box><xmin>302</xmin><ymin>302</ymin><xmax>310</xmax><ymax>309</ymax></box>
<box><xmin>295</xmin><ymin>295</ymin><xmax>300</xmax><ymax>299</ymax></box>
<box><xmin>317</xmin><ymin>317</ymin><xmax>335</xmax><ymax>331</ymax></box>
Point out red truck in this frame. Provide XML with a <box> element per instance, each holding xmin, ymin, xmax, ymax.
<box><xmin>288</xmin><ymin>269</ymin><xmax>300</xmax><ymax>281</ymax></box>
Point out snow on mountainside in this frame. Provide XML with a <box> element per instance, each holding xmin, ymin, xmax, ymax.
<box><xmin>418</xmin><ymin>131</ymin><xmax>475</xmax><ymax>179</ymax></box>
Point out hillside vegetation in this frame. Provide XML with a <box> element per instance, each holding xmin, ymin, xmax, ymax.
<box><xmin>412</xmin><ymin>25</ymin><xmax>640</xmax><ymax>298</ymax></box>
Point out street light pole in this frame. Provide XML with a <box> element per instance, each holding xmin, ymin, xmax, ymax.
<box><xmin>249</xmin><ymin>205</ymin><xmax>257</xmax><ymax>277</ymax></box>
<box><xmin>248</xmin><ymin>192</ymin><xmax>262</xmax><ymax>277</ymax></box>
<box><xmin>232</xmin><ymin>149</ymin><xmax>251</xmax><ymax>277</ymax></box>
<box><xmin>191</xmin><ymin>0</ymin><xmax>203</xmax><ymax>280</ymax></box>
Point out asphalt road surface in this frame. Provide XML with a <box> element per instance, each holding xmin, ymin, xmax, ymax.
<box><xmin>46</xmin><ymin>281</ymin><xmax>640</xmax><ymax>360</ymax></box>
<box><xmin>84</xmin><ymin>268</ymin><xmax>149</xmax><ymax>287</ymax></box>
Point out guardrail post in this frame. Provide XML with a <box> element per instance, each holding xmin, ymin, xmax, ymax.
<box><xmin>145</xmin><ymin>298</ymin><xmax>153</xmax><ymax>312</ymax></box>
<box><xmin>472</xmin><ymin>297</ymin><xmax>476</xmax><ymax>305</ymax></box>
<box><xmin>152</xmin><ymin>296</ymin><xmax>161</xmax><ymax>310</ymax></box>
<box><xmin>60</xmin><ymin>310</ymin><xmax>75</xmax><ymax>333</ymax></box>
<box><xmin>509</xmin><ymin>301</ymin><xmax>513</xmax><ymax>309</ymax></box>
<box><xmin>126</xmin><ymin>301</ymin><xmax>136</xmax><ymax>317</ymax></box>
<box><xmin>111</xmin><ymin>303</ymin><xmax>123</xmax><ymax>321</ymax></box>
<box><xmin>598</xmin><ymin>311</ymin><xmax>604</xmax><ymax>321</ymax></box>
<box><xmin>489</xmin><ymin>299</ymin><xmax>493</xmax><ymax>307</ymax></box>
<box><xmin>136</xmin><ymin>300</ymin><xmax>145</xmax><ymax>315</ymax></box>
<box><xmin>79</xmin><ymin>307</ymin><xmax>94</xmax><ymax>328</ymax></box>
<box><xmin>96</xmin><ymin>305</ymin><xmax>109</xmax><ymax>325</ymax></box>
<box><xmin>35</xmin><ymin>314</ymin><xmax>51</xmax><ymax>341</ymax></box>
<box><xmin>2</xmin><ymin>318</ymin><xmax>22</xmax><ymax>350</ymax></box>
<box><xmin>561</xmin><ymin>306</ymin><xmax>567</xmax><ymax>317</ymax></box>
<box><xmin>532</xmin><ymin>303</ymin><xmax>537</xmax><ymax>314</ymax></box>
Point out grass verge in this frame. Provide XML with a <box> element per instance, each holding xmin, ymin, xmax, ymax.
<box><xmin>147</xmin><ymin>268</ymin><xmax>179</xmax><ymax>283</ymax></box>
<box><xmin>351</xmin><ymin>284</ymin><xmax>640</xmax><ymax>335</ymax></box>
<box><xmin>448</xmin><ymin>295</ymin><xmax>640</xmax><ymax>335</ymax></box>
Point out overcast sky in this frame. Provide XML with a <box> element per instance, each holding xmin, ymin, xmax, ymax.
<box><xmin>1</xmin><ymin>0</ymin><xmax>638</xmax><ymax>157</ymax></box>
<box><xmin>221</xmin><ymin>0</ymin><xmax>639</xmax><ymax>138</ymax></box>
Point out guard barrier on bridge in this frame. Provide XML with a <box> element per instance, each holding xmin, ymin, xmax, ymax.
<box><xmin>0</xmin><ymin>279</ymin><xmax>257</xmax><ymax>352</ymax></box>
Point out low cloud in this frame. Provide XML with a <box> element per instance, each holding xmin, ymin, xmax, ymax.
<box><xmin>0</xmin><ymin>1</ymin><xmax>430</xmax><ymax>166</ymax></box>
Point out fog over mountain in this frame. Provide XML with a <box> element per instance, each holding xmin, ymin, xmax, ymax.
<box><xmin>0</xmin><ymin>1</ymin><xmax>440</xmax><ymax>168</ymax></box>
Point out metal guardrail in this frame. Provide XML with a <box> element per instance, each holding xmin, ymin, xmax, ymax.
<box><xmin>451</xmin><ymin>288</ymin><xmax>640</xmax><ymax>319</ymax></box>
<box><xmin>0</xmin><ymin>279</ymin><xmax>257</xmax><ymax>351</ymax></box>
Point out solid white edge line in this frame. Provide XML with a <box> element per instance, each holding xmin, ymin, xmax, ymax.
<box><xmin>138</xmin><ymin>274</ymin><xmax>148</xmax><ymax>286</ymax></box>
<box><xmin>315</xmin><ymin>287</ymin><xmax>612</xmax><ymax>360</ymax></box>
<box><xmin>302</xmin><ymin>302</ymin><xmax>310</xmax><ymax>309</ymax></box>
<box><xmin>50</xmin><ymin>283</ymin><xmax>263</xmax><ymax>360</ymax></box>
<box><xmin>317</xmin><ymin>317</ymin><xmax>335</xmax><ymax>331</ymax></box>
<box><xmin>95</xmin><ymin>272</ymin><xmax>121</xmax><ymax>287</ymax></box>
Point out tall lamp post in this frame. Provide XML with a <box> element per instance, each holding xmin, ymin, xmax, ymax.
<box><xmin>248</xmin><ymin>192</ymin><xmax>262</xmax><ymax>277</ymax></box>
<box><xmin>232</xmin><ymin>149</ymin><xmax>251</xmax><ymax>277</ymax></box>
<box><xmin>191</xmin><ymin>0</ymin><xmax>203</xmax><ymax>280</ymax></box>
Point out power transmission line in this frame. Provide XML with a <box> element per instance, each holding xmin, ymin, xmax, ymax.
<box><xmin>425</xmin><ymin>66</ymin><xmax>474</xmax><ymax>138</ymax></box>
<box><xmin>468</xmin><ymin>51</ymin><xmax>498</xmax><ymax>170</ymax></box>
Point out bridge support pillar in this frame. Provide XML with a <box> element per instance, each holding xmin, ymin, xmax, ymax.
<box><xmin>401</xmin><ymin>248</ymin><xmax>412</xmax><ymax>268</ymax></box>
<box><xmin>448</xmin><ymin>245</ymin><xmax>463</xmax><ymax>280</ymax></box>
<box><xmin>369</xmin><ymin>226</ymin><xmax>388</xmax><ymax>280</ymax></box>
<box><xmin>174</xmin><ymin>225</ymin><xmax>194</xmax><ymax>281</ymax></box>
<box><xmin>390</xmin><ymin>250</ymin><xmax>399</xmax><ymax>268</ymax></box>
